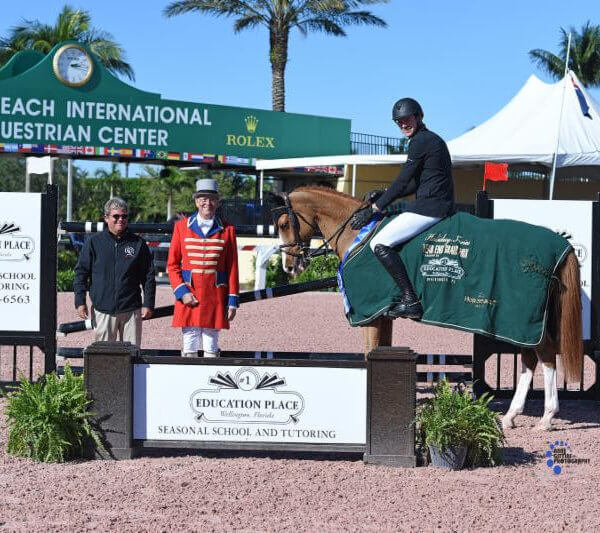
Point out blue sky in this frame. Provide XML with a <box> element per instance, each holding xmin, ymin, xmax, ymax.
<box><xmin>3</xmin><ymin>1</ymin><xmax>599</xmax><ymax>175</ymax></box>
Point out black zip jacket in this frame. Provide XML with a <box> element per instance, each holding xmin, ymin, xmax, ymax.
<box><xmin>375</xmin><ymin>127</ymin><xmax>455</xmax><ymax>218</ymax></box>
<box><xmin>74</xmin><ymin>229</ymin><xmax>155</xmax><ymax>314</ymax></box>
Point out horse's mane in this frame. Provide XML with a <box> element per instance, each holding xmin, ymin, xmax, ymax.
<box><xmin>292</xmin><ymin>186</ymin><xmax>361</xmax><ymax>205</ymax></box>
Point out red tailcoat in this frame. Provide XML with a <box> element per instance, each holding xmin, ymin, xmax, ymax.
<box><xmin>168</xmin><ymin>215</ymin><xmax>239</xmax><ymax>329</ymax></box>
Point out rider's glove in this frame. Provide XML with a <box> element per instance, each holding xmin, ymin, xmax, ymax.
<box><xmin>350</xmin><ymin>206</ymin><xmax>374</xmax><ymax>230</ymax></box>
<box><xmin>362</xmin><ymin>189</ymin><xmax>384</xmax><ymax>204</ymax></box>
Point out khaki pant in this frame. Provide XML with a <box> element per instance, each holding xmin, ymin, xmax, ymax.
<box><xmin>91</xmin><ymin>308</ymin><xmax>142</xmax><ymax>347</ymax></box>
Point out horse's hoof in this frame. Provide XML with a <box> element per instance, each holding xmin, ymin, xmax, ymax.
<box><xmin>502</xmin><ymin>415</ymin><xmax>516</xmax><ymax>430</ymax></box>
<box><xmin>535</xmin><ymin>421</ymin><xmax>554</xmax><ymax>431</ymax></box>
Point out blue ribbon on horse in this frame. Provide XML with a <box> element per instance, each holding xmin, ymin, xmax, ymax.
<box><xmin>337</xmin><ymin>212</ymin><xmax>384</xmax><ymax>314</ymax></box>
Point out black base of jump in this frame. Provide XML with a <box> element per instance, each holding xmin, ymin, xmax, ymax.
<box><xmin>84</xmin><ymin>342</ymin><xmax>417</xmax><ymax>466</ymax></box>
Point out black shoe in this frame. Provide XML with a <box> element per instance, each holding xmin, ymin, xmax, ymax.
<box><xmin>373</xmin><ymin>244</ymin><xmax>423</xmax><ymax>320</ymax></box>
<box><xmin>387</xmin><ymin>300</ymin><xmax>423</xmax><ymax>320</ymax></box>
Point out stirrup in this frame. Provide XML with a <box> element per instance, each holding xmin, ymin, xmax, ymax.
<box><xmin>387</xmin><ymin>300</ymin><xmax>423</xmax><ymax>320</ymax></box>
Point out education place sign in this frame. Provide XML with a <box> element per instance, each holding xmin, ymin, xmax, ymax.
<box><xmin>133</xmin><ymin>363</ymin><xmax>367</xmax><ymax>445</ymax></box>
<box><xmin>0</xmin><ymin>192</ymin><xmax>41</xmax><ymax>331</ymax></box>
<box><xmin>0</xmin><ymin>42</ymin><xmax>350</xmax><ymax>163</ymax></box>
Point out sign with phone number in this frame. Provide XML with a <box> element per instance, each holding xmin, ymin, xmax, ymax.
<box><xmin>0</xmin><ymin>193</ymin><xmax>41</xmax><ymax>331</ymax></box>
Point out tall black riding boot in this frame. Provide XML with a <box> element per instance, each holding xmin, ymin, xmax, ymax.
<box><xmin>373</xmin><ymin>244</ymin><xmax>423</xmax><ymax>319</ymax></box>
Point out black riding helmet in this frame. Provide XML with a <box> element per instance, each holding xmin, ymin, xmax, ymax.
<box><xmin>392</xmin><ymin>98</ymin><xmax>423</xmax><ymax>121</ymax></box>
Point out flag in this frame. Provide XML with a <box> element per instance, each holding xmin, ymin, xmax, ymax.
<box><xmin>26</xmin><ymin>156</ymin><xmax>52</xmax><ymax>175</ymax></box>
<box><xmin>570</xmin><ymin>75</ymin><xmax>592</xmax><ymax>119</ymax></box>
<box><xmin>107</xmin><ymin>147</ymin><xmax>120</xmax><ymax>157</ymax></box>
<box><xmin>120</xmin><ymin>148</ymin><xmax>133</xmax><ymax>157</ymax></box>
<box><xmin>4</xmin><ymin>144</ymin><xmax>19</xmax><ymax>153</ymax></box>
<box><xmin>84</xmin><ymin>146</ymin><xmax>95</xmax><ymax>156</ymax></box>
<box><xmin>96</xmin><ymin>147</ymin><xmax>107</xmax><ymax>156</ymax></box>
<box><xmin>31</xmin><ymin>144</ymin><xmax>45</xmax><ymax>154</ymax></box>
<box><xmin>183</xmin><ymin>152</ymin><xmax>204</xmax><ymax>162</ymax></box>
<box><xmin>167</xmin><ymin>152</ymin><xmax>180</xmax><ymax>160</ymax></box>
<box><xmin>202</xmin><ymin>154</ymin><xmax>216</xmax><ymax>163</ymax></box>
<box><xmin>58</xmin><ymin>145</ymin><xmax>76</xmax><ymax>154</ymax></box>
<box><xmin>483</xmin><ymin>162</ymin><xmax>508</xmax><ymax>190</ymax></box>
<box><xmin>156</xmin><ymin>151</ymin><xmax>168</xmax><ymax>159</ymax></box>
<box><xmin>44</xmin><ymin>144</ymin><xmax>58</xmax><ymax>154</ymax></box>
<box><xmin>18</xmin><ymin>144</ymin><xmax>32</xmax><ymax>153</ymax></box>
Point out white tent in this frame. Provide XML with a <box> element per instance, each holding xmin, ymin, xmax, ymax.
<box><xmin>447</xmin><ymin>71</ymin><xmax>600</xmax><ymax>169</ymax></box>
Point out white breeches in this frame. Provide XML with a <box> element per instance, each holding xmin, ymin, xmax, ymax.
<box><xmin>182</xmin><ymin>327</ymin><xmax>220</xmax><ymax>353</ymax></box>
<box><xmin>370</xmin><ymin>212</ymin><xmax>441</xmax><ymax>250</ymax></box>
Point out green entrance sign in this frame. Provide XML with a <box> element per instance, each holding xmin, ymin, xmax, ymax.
<box><xmin>0</xmin><ymin>41</ymin><xmax>350</xmax><ymax>164</ymax></box>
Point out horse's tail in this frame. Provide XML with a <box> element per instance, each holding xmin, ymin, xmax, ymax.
<box><xmin>558</xmin><ymin>249</ymin><xmax>583</xmax><ymax>384</ymax></box>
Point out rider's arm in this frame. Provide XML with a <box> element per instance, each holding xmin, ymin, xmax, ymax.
<box><xmin>374</xmin><ymin>133</ymin><xmax>426</xmax><ymax>211</ymax></box>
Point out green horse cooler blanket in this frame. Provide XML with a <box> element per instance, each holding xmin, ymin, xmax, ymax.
<box><xmin>338</xmin><ymin>212</ymin><xmax>572</xmax><ymax>346</ymax></box>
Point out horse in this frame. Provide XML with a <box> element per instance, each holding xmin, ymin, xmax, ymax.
<box><xmin>269</xmin><ymin>186</ymin><xmax>584</xmax><ymax>431</ymax></box>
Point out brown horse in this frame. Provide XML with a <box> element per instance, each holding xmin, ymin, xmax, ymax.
<box><xmin>270</xmin><ymin>186</ymin><xmax>583</xmax><ymax>430</ymax></box>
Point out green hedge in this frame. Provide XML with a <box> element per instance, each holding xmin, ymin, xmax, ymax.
<box><xmin>264</xmin><ymin>254</ymin><xmax>340</xmax><ymax>289</ymax></box>
<box><xmin>57</xmin><ymin>269</ymin><xmax>75</xmax><ymax>292</ymax></box>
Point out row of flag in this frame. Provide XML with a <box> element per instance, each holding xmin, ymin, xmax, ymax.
<box><xmin>0</xmin><ymin>143</ymin><xmax>256</xmax><ymax>166</ymax></box>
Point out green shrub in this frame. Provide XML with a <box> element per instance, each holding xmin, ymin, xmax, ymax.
<box><xmin>3</xmin><ymin>365</ymin><xmax>103</xmax><ymax>462</ymax></box>
<box><xmin>58</xmin><ymin>249</ymin><xmax>78</xmax><ymax>271</ymax></box>
<box><xmin>259</xmin><ymin>252</ymin><xmax>340</xmax><ymax>289</ymax></box>
<box><xmin>292</xmin><ymin>254</ymin><xmax>340</xmax><ymax>286</ymax></box>
<box><xmin>415</xmin><ymin>380</ymin><xmax>505</xmax><ymax>467</ymax></box>
<box><xmin>265</xmin><ymin>254</ymin><xmax>290</xmax><ymax>288</ymax></box>
<box><xmin>57</xmin><ymin>269</ymin><xmax>76</xmax><ymax>292</ymax></box>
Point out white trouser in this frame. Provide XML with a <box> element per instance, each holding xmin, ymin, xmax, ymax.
<box><xmin>370</xmin><ymin>212</ymin><xmax>441</xmax><ymax>250</ymax></box>
<box><xmin>182</xmin><ymin>327</ymin><xmax>220</xmax><ymax>353</ymax></box>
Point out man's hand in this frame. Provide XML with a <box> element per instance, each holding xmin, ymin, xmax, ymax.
<box><xmin>182</xmin><ymin>292</ymin><xmax>199</xmax><ymax>307</ymax></box>
<box><xmin>227</xmin><ymin>307</ymin><xmax>237</xmax><ymax>321</ymax></box>
<box><xmin>350</xmin><ymin>206</ymin><xmax>374</xmax><ymax>230</ymax></box>
<box><xmin>363</xmin><ymin>189</ymin><xmax>384</xmax><ymax>204</ymax></box>
<box><xmin>141</xmin><ymin>307</ymin><xmax>153</xmax><ymax>319</ymax></box>
<box><xmin>77</xmin><ymin>304</ymin><xmax>88</xmax><ymax>320</ymax></box>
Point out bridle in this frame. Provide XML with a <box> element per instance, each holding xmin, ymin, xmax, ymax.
<box><xmin>271</xmin><ymin>193</ymin><xmax>365</xmax><ymax>264</ymax></box>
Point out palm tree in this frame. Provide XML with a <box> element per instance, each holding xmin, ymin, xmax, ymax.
<box><xmin>95</xmin><ymin>163</ymin><xmax>123</xmax><ymax>198</ymax></box>
<box><xmin>164</xmin><ymin>0</ymin><xmax>388</xmax><ymax>111</ymax></box>
<box><xmin>144</xmin><ymin>166</ymin><xmax>195</xmax><ymax>220</ymax></box>
<box><xmin>0</xmin><ymin>4</ymin><xmax>134</xmax><ymax>80</ymax></box>
<box><xmin>529</xmin><ymin>21</ymin><xmax>600</xmax><ymax>87</ymax></box>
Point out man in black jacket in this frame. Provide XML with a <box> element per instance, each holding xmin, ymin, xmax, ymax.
<box><xmin>350</xmin><ymin>98</ymin><xmax>455</xmax><ymax>320</ymax></box>
<box><xmin>74</xmin><ymin>197</ymin><xmax>155</xmax><ymax>346</ymax></box>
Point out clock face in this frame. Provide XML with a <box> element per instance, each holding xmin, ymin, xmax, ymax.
<box><xmin>53</xmin><ymin>45</ymin><xmax>93</xmax><ymax>87</ymax></box>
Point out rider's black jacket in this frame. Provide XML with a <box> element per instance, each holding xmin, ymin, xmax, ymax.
<box><xmin>74</xmin><ymin>229</ymin><xmax>155</xmax><ymax>314</ymax></box>
<box><xmin>375</xmin><ymin>126</ymin><xmax>455</xmax><ymax>218</ymax></box>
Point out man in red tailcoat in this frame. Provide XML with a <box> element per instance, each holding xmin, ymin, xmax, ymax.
<box><xmin>167</xmin><ymin>178</ymin><xmax>239</xmax><ymax>357</ymax></box>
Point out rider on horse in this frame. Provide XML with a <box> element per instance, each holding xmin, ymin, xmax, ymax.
<box><xmin>350</xmin><ymin>98</ymin><xmax>455</xmax><ymax>320</ymax></box>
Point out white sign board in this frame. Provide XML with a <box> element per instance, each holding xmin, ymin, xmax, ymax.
<box><xmin>0</xmin><ymin>193</ymin><xmax>41</xmax><ymax>332</ymax></box>
<box><xmin>493</xmin><ymin>199</ymin><xmax>592</xmax><ymax>339</ymax></box>
<box><xmin>133</xmin><ymin>363</ymin><xmax>367</xmax><ymax>445</ymax></box>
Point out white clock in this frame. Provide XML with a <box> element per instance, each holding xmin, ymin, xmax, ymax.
<box><xmin>52</xmin><ymin>44</ymin><xmax>93</xmax><ymax>87</ymax></box>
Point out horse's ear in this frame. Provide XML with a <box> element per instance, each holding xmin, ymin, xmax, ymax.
<box><xmin>265</xmin><ymin>191</ymin><xmax>285</xmax><ymax>208</ymax></box>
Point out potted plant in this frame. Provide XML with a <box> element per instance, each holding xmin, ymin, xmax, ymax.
<box><xmin>415</xmin><ymin>380</ymin><xmax>505</xmax><ymax>469</ymax></box>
